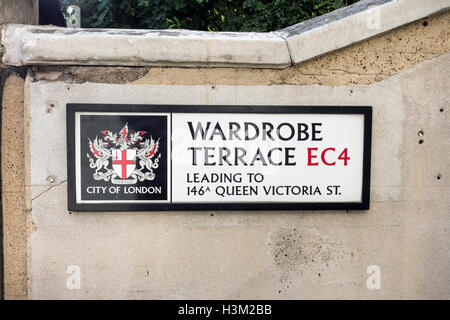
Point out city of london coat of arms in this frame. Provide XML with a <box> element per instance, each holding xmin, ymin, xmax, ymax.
<box><xmin>87</xmin><ymin>124</ymin><xmax>161</xmax><ymax>185</ymax></box>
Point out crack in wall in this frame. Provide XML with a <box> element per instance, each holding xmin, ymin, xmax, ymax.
<box><xmin>31</xmin><ymin>180</ymin><xmax>67</xmax><ymax>201</ymax></box>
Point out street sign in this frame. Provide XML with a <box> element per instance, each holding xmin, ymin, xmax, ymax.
<box><xmin>67</xmin><ymin>104</ymin><xmax>371</xmax><ymax>211</ymax></box>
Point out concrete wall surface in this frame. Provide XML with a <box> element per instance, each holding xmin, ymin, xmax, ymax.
<box><xmin>1</xmin><ymin>2</ymin><xmax>448</xmax><ymax>300</ymax></box>
<box><xmin>1</xmin><ymin>71</ymin><xmax>29</xmax><ymax>300</ymax></box>
<box><xmin>25</xmin><ymin>53</ymin><xmax>449</xmax><ymax>299</ymax></box>
<box><xmin>0</xmin><ymin>0</ymin><xmax>38</xmax><ymax>301</ymax></box>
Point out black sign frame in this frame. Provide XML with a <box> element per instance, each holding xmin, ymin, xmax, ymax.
<box><xmin>67</xmin><ymin>104</ymin><xmax>372</xmax><ymax>212</ymax></box>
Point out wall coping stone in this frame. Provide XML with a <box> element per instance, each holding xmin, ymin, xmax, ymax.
<box><xmin>1</xmin><ymin>0</ymin><xmax>448</xmax><ymax>69</ymax></box>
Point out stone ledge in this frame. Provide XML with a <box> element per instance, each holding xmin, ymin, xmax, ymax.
<box><xmin>1</xmin><ymin>26</ymin><xmax>291</xmax><ymax>68</ymax></box>
<box><xmin>1</xmin><ymin>0</ymin><xmax>448</xmax><ymax>68</ymax></box>
<box><xmin>276</xmin><ymin>0</ymin><xmax>449</xmax><ymax>64</ymax></box>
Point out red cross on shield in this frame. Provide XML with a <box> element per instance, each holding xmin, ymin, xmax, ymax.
<box><xmin>112</xmin><ymin>148</ymin><xmax>136</xmax><ymax>179</ymax></box>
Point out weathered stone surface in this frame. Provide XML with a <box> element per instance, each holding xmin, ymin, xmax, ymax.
<box><xmin>26</xmin><ymin>54</ymin><xmax>450</xmax><ymax>299</ymax></box>
<box><xmin>1</xmin><ymin>0</ymin><xmax>448</xmax><ymax>68</ymax></box>
<box><xmin>277</xmin><ymin>0</ymin><xmax>394</xmax><ymax>38</ymax></box>
<box><xmin>0</xmin><ymin>0</ymin><xmax>38</xmax><ymax>25</ymax></box>
<box><xmin>1</xmin><ymin>74</ymin><xmax>28</xmax><ymax>300</ymax></box>
<box><xmin>277</xmin><ymin>0</ymin><xmax>449</xmax><ymax>64</ymax></box>
<box><xmin>1</xmin><ymin>25</ymin><xmax>291</xmax><ymax>68</ymax></box>
<box><xmin>30</xmin><ymin>11</ymin><xmax>450</xmax><ymax>87</ymax></box>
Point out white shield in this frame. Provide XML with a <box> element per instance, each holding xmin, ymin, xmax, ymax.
<box><xmin>112</xmin><ymin>148</ymin><xmax>136</xmax><ymax>179</ymax></box>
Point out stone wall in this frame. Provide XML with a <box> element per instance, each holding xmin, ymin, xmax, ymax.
<box><xmin>0</xmin><ymin>1</ymin><xmax>449</xmax><ymax>299</ymax></box>
<box><xmin>1</xmin><ymin>0</ymin><xmax>38</xmax><ymax>300</ymax></box>
<box><xmin>1</xmin><ymin>70</ymin><xmax>29</xmax><ymax>300</ymax></box>
<box><xmin>26</xmin><ymin>52</ymin><xmax>449</xmax><ymax>299</ymax></box>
